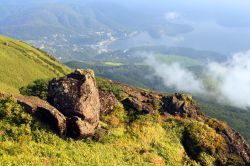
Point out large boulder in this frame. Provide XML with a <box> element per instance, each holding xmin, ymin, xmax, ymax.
<box><xmin>48</xmin><ymin>69</ymin><xmax>100</xmax><ymax>138</ymax></box>
<box><xmin>161</xmin><ymin>93</ymin><xmax>203</xmax><ymax>120</ymax></box>
<box><xmin>15</xmin><ymin>95</ymin><xmax>66</xmax><ymax>135</ymax></box>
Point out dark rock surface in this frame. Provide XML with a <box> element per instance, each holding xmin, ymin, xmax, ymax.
<box><xmin>48</xmin><ymin>69</ymin><xmax>100</xmax><ymax>137</ymax></box>
<box><xmin>66</xmin><ymin>116</ymin><xmax>98</xmax><ymax>138</ymax></box>
<box><xmin>119</xmin><ymin>83</ymin><xmax>162</xmax><ymax>114</ymax></box>
<box><xmin>161</xmin><ymin>93</ymin><xmax>203</xmax><ymax>120</ymax></box>
<box><xmin>99</xmin><ymin>90</ymin><xmax>118</xmax><ymax>115</ymax></box>
<box><xmin>221</xmin><ymin>128</ymin><xmax>250</xmax><ymax>163</ymax></box>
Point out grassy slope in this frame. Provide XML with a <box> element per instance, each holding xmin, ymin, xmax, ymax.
<box><xmin>0</xmin><ymin>97</ymin><xmax>228</xmax><ymax>166</ymax></box>
<box><xmin>0</xmin><ymin>36</ymin><xmax>247</xmax><ymax>165</ymax></box>
<box><xmin>0</xmin><ymin>35</ymin><xmax>72</xmax><ymax>93</ymax></box>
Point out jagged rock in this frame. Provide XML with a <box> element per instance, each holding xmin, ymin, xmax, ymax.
<box><xmin>161</xmin><ymin>93</ymin><xmax>203</xmax><ymax>120</ymax></box>
<box><xmin>99</xmin><ymin>90</ymin><xmax>118</xmax><ymax>115</ymax></box>
<box><xmin>122</xmin><ymin>97</ymin><xmax>143</xmax><ymax>111</ymax></box>
<box><xmin>119</xmin><ymin>83</ymin><xmax>162</xmax><ymax>114</ymax></box>
<box><xmin>15</xmin><ymin>95</ymin><xmax>66</xmax><ymax>135</ymax></box>
<box><xmin>221</xmin><ymin>127</ymin><xmax>250</xmax><ymax>164</ymax></box>
<box><xmin>48</xmin><ymin>69</ymin><xmax>100</xmax><ymax>137</ymax></box>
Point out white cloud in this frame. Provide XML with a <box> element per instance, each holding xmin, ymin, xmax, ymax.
<box><xmin>147</xmin><ymin>51</ymin><xmax>250</xmax><ymax>109</ymax></box>
<box><xmin>147</xmin><ymin>56</ymin><xmax>205</xmax><ymax>94</ymax></box>
<box><xmin>207</xmin><ymin>51</ymin><xmax>250</xmax><ymax>109</ymax></box>
<box><xmin>165</xmin><ymin>11</ymin><xmax>180</xmax><ymax>20</ymax></box>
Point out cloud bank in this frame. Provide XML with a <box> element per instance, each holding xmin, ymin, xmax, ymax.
<box><xmin>207</xmin><ymin>51</ymin><xmax>250</xmax><ymax>108</ymax></box>
<box><xmin>147</xmin><ymin>56</ymin><xmax>205</xmax><ymax>93</ymax></box>
<box><xmin>147</xmin><ymin>51</ymin><xmax>250</xmax><ymax>109</ymax></box>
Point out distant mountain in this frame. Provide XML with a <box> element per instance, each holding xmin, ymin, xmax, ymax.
<box><xmin>0</xmin><ymin>2</ymin><xmax>192</xmax><ymax>39</ymax></box>
<box><xmin>0</xmin><ymin>2</ymin><xmax>194</xmax><ymax>61</ymax></box>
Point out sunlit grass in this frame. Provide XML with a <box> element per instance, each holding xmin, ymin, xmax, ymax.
<box><xmin>103</xmin><ymin>61</ymin><xmax>123</xmax><ymax>66</ymax></box>
<box><xmin>0</xmin><ymin>35</ymin><xmax>71</xmax><ymax>93</ymax></box>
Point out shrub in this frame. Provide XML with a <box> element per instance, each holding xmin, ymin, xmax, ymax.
<box><xmin>197</xmin><ymin>152</ymin><xmax>215</xmax><ymax>166</ymax></box>
<box><xmin>93</xmin><ymin>128</ymin><xmax>109</xmax><ymax>143</ymax></box>
<box><xmin>225</xmin><ymin>155</ymin><xmax>245</xmax><ymax>166</ymax></box>
<box><xmin>96</xmin><ymin>77</ymin><xmax>128</xmax><ymax>101</ymax></box>
<box><xmin>183</xmin><ymin>121</ymin><xmax>228</xmax><ymax>164</ymax></box>
<box><xmin>101</xmin><ymin>102</ymin><xmax>128</xmax><ymax>127</ymax></box>
<box><xmin>206</xmin><ymin>118</ymin><xmax>227</xmax><ymax>132</ymax></box>
<box><xmin>0</xmin><ymin>97</ymin><xmax>33</xmax><ymax>141</ymax></box>
<box><xmin>0</xmin><ymin>97</ymin><xmax>32</xmax><ymax>125</ymax></box>
<box><xmin>19</xmin><ymin>79</ymin><xmax>49</xmax><ymax>100</ymax></box>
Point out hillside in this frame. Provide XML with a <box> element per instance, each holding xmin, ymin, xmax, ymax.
<box><xmin>0</xmin><ymin>71</ymin><xmax>249</xmax><ymax>165</ymax></box>
<box><xmin>0</xmin><ymin>36</ymin><xmax>249</xmax><ymax>165</ymax></box>
<box><xmin>0</xmin><ymin>35</ymin><xmax>71</xmax><ymax>93</ymax></box>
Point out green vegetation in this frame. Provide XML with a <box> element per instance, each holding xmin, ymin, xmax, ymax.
<box><xmin>198</xmin><ymin>100</ymin><xmax>250</xmax><ymax>144</ymax></box>
<box><xmin>183</xmin><ymin>121</ymin><xmax>245</xmax><ymax>165</ymax></box>
<box><xmin>0</xmin><ymin>35</ymin><xmax>71</xmax><ymax>94</ymax></box>
<box><xmin>0</xmin><ymin>96</ymin><xmax>244</xmax><ymax>165</ymax></box>
<box><xmin>0</xmin><ymin>35</ymin><xmax>248</xmax><ymax>165</ymax></box>
<box><xmin>153</xmin><ymin>54</ymin><xmax>201</xmax><ymax>67</ymax></box>
<box><xmin>96</xmin><ymin>77</ymin><xmax>128</xmax><ymax>101</ymax></box>
<box><xmin>19</xmin><ymin>79</ymin><xmax>49</xmax><ymax>100</ymax></box>
<box><xmin>104</xmin><ymin>62</ymin><xmax>123</xmax><ymax>66</ymax></box>
<box><xmin>184</xmin><ymin>122</ymin><xmax>227</xmax><ymax>162</ymax></box>
<box><xmin>0</xmin><ymin>97</ymin><xmax>185</xmax><ymax>165</ymax></box>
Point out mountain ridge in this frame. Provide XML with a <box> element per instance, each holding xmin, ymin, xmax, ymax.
<box><xmin>0</xmin><ymin>35</ymin><xmax>249</xmax><ymax>165</ymax></box>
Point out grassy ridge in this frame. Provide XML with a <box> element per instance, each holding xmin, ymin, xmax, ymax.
<box><xmin>1</xmin><ymin>97</ymin><xmax>242</xmax><ymax>165</ymax></box>
<box><xmin>0</xmin><ymin>35</ymin><xmax>71</xmax><ymax>93</ymax></box>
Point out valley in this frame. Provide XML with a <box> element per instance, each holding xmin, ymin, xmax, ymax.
<box><xmin>0</xmin><ymin>1</ymin><xmax>250</xmax><ymax>165</ymax></box>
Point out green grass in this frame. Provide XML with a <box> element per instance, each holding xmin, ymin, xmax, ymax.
<box><xmin>0</xmin><ymin>95</ymin><xmax>246</xmax><ymax>165</ymax></box>
<box><xmin>0</xmin><ymin>97</ymin><xmax>188</xmax><ymax>166</ymax></box>
<box><xmin>103</xmin><ymin>62</ymin><xmax>123</xmax><ymax>66</ymax></box>
<box><xmin>154</xmin><ymin>54</ymin><xmax>202</xmax><ymax>67</ymax></box>
<box><xmin>0</xmin><ymin>35</ymin><xmax>72</xmax><ymax>94</ymax></box>
<box><xmin>0</xmin><ymin>82</ymin><xmax>19</xmax><ymax>94</ymax></box>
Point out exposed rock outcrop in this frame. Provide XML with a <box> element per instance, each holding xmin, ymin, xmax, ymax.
<box><xmin>119</xmin><ymin>83</ymin><xmax>162</xmax><ymax>114</ymax></box>
<box><xmin>221</xmin><ymin>127</ymin><xmax>250</xmax><ymax>163</ymax></box>
<box><xmin>0</xmin><ymin>92</ymin><xmax>66</xmax><ymax>135</ymax></box>
<box><xmin>99</xmin><ymin>90</ymin><xmax>118</xmax><ymax>115</ymax></box>
<box><xmin>48</xmin><ymin>69</ymin><xmax>100</xmax><ymax>138</ymax></box>
<box><xmin>161</xmin><ymin>93</ymin><xmax>203</xmax><ymax>120</ymax></box>
<box><xmin>15</xmin><ymin>95</ymin><xmax>66</xmax><ymax>135</ymax></box>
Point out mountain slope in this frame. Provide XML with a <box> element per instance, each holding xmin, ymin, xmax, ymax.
<box><xmin>0</xmin><ymin>35</ymin><xmax>71</xmax><ymax>93</ymax></box>
<box><xmin>0</xmin><ymin>36</ymin><xmax>249</xmax><ymax>165</ymax></box>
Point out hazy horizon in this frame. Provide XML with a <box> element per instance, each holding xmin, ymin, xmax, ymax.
<box><xmin>2</xmin><ymin>0</ymin><xmax>250</xmax><ymax>54</ymax></box>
